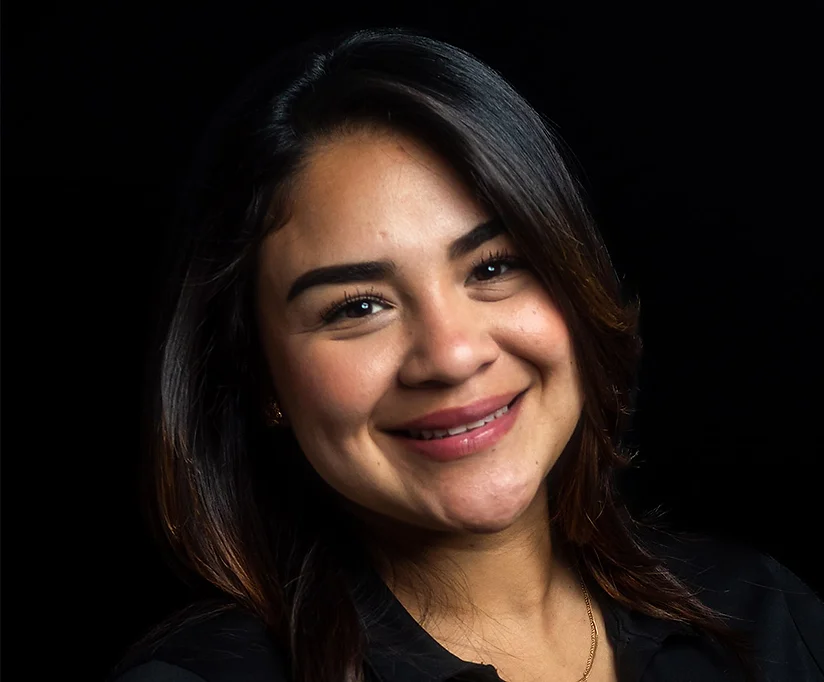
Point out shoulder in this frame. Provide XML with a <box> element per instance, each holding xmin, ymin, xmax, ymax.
<box><xmin>638</xmin><ymin>527</ymin><xmax>818</xmax><ymax>615</ymax></box>
<box><xmin>639</xmin><ymin>526</ymin><xmax>824</xmax><ymax>677</ymax></box>
<box><xmin>108</xmin><ymin>602</ymin><xmax>290</xmax><ymax>682</ymax></box>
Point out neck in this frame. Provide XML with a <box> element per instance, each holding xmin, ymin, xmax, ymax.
<box><xmin>355</xmin><ymin>482</ymin><xmax>568</xmax><ymax>633</ymax></box>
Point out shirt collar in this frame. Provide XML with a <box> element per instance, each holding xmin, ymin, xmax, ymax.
<box><xmin>591</xmin><ymin>580</ymin><xmax>697</xmax><ymax>682</ymax></box>
<box><xmin>349</xmin><ymin>561</ymin><xmax>486</xmax><ymax>681</ymax></box>
<box><xmin>348</xmin><ymin>559</ymin><xmax>699</xmax><ymax>682</ymax></box>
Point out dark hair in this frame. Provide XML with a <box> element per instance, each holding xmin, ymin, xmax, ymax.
<box><xmin>143</xmin><ymin>27</ymin><xmax>753</xmax><ymax>681</ymax></box>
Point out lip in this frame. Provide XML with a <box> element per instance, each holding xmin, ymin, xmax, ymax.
<box><xmin>387</xmin><ymin>390</ymin><xmax>526</xmax><ymax>462</ymax></box>
<box><xmin>391</xmin><ymin>390</ymin><xmax>523</xmax><ymax>431</ymax></box>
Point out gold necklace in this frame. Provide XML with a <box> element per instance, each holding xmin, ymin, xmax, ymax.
<box><xmin>576</xmin><ymin>569</ymin><xmax>598</xmax><ymax>682</ymax></box>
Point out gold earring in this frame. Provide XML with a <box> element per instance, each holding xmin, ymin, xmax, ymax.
<box><xmin>266</xmin><ymin>400</ymin><xmax>287</xmax><ymax>427</ymax></box>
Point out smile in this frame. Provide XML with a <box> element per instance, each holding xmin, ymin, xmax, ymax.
<box><xmin>403</xmin><ymin>402</ymin><xmax>513</xmax><ymax>440</ymax></box>
<box><xmin>387</xmin><ymin>391</ymin><xmax>526</xmax><ymax>462</ymax></box>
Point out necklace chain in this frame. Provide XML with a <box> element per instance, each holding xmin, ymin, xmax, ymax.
<box><xmin>575</xmin><ymin>568</ymin><xmax>598</xmax><ymax>682</ymax></box>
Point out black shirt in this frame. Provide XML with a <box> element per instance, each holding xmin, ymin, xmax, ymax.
<box><xmin>110</xmin><ymin>534</ymin><xmax>824</xmax><ymax>682</ymax></box>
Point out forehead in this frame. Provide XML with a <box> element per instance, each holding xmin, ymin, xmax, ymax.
<box><xmin>264</xmin><ymin>131</ymin><xmax>488</xmax><ymax>270</ymax></box>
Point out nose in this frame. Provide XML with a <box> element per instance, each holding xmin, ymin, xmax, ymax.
<box><xmin>397</xmin><ymin>291</ymin><xmax>500</xmax><ymax>388</ymax></box>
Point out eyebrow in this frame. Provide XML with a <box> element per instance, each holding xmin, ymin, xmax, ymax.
<box><xmin>285</xmin><ymin>217</ymin><xmax>505</xmax><ymax>302</ymax></box>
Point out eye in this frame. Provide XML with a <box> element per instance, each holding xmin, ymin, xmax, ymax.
<box><xmin>469</xmin><ymin>249</ymin><xmax>524</xmax><ymax>282</ymax></box>
<box><xmin>320</xmin><ymin>290</ymin><xmax>392</xmax><ymax>324</ymax></box>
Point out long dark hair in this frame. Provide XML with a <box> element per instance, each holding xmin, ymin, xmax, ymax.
<box><xmin>140</xmin><ymin>27</ymin><xmax>753</xmax><ymax>681</ymax></box>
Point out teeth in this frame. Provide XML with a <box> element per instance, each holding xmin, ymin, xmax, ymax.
<box><xmin>408</xmin><ymin>404</ymin><xmax>510</xmax><ymax>440</ymax></box>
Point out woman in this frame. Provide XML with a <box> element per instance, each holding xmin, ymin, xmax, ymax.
<box><xmin>110</xmin><ymin>28</ymin><xmax>823</xmax><ymax>682</ymax></box>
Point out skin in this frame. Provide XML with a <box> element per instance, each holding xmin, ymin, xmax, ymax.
<box><xmin>256</xmin><ymin>129</ymin><xmax>616</xmax><ymax>680</ymax></box>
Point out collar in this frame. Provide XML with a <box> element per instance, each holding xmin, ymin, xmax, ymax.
<box><xmin>590</xmin><ymin>580</ymin><xmax>697</xmax><ymax>682</ymax></box>
<box><xmin>350</xmin><ymin>562</ymin><xmax>488</xmax><ymax>681</ymax></box>
<box><xmin>349</xmin><ymin>561</ymin><xmax>698</xmax><ymax>682</ymax></box>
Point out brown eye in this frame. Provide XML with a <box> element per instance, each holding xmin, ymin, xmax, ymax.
<box><xmin>468</xmin><ymin>249</ymin><xmax>524</xmax><ymax>283</ymax></box>
<box><xmin>340</xmin><ymin>299</ymin><xmax>383</xmax><ymax>319</ymax></box>
<box><xmin>320</xmin><ymin>294</ymin><xmax>391</xmax><ymax>324</ymax></box>
<box><xmin>473</xmin><ymin>260</ymin><xmax>513</xmax><ymax>281</ymax></box>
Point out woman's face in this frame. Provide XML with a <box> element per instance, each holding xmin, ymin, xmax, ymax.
<box><xmin>257</xmin><ymin>130</ymin><xmax>583</xmax><ymax>535</ymax></box>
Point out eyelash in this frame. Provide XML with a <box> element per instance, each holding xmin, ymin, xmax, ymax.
<box><xmin>319</xmin><ymin>248</ymin><xmax>524</xmax><ymax>324</ymax></box>
<box><xmin>469</xmin><ymin>248</ymin><xmax>523</xmax><ymax>281</ymax></box>
<box><xmin>319</xmin><ymin>286</ymin><xmax>392</xmax><ymax>324</ymax></box>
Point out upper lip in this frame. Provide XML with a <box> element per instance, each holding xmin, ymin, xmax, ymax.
<box><xmin>390</xmin><ymin>390</ymin><xmax>523</xmax><ymax>431</ymax></box>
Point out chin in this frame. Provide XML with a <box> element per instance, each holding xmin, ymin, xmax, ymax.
<box><xmin>436</xmin><ymin>479</ymin><xmax>540</xmax><ymax>534</ymax></box>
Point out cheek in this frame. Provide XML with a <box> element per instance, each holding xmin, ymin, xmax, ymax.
<box><xmin>508</xmin><ymin>293</ymin><xmax>575</xmax><ymax>365</ymax></box>
<box><xmin>279</xmin><ymin>337</ymin><xmax>397</xmax><ymax>431</ymax></box>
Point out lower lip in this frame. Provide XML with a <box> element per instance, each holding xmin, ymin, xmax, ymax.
<box><xmin>388</xmin><ymin>392</ymin><xmax>525</xmax><ymax>462</ymax></box>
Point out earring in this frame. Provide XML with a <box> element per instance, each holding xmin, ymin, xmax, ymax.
<box><xmin>266</xmin><ymin>400</ymin><xmax>287</xmax><ymax>427</ymax></box>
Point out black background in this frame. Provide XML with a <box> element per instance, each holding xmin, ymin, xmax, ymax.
<box><xmin>3</xmin><ymin>3</ymin><xmax>822</xmax><ymax>679</ymax></box>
